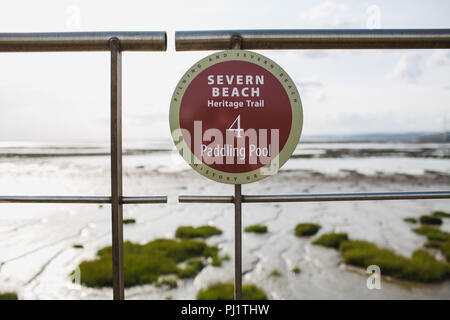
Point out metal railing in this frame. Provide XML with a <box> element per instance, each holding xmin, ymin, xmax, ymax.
<box><xmin>0</xmin><ymin>31</ymin><xmax>167</xmax><ymax>51</ymax></box>
<box><xmin>175</xmin><ymin>29</ymin><xmax>450</xmax><ymax>300</ymax></box>
<box><xmin>0</xmin><ymin>31</ymin><xmax>168</xmax><ymax>300</ymax></box>
<box><xmin>1</xmin><ymin>29</ymin><xmax>450</xmax><ymax>301</ymax></box>
<box><xmin>179</xmin><ymin>191</ymin><xmax>450</xmax><ymax>203</ymax></box>
<box><xmin>175</xmin><ymin>29</ymin><xmax>450</xmax><ymax>50</ymax></box>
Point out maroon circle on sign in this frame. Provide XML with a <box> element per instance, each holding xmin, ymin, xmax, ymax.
<box><xmin>180</xmin><ymin>60</ymin><xmax>292</xmax><ymax>174</ymax></box>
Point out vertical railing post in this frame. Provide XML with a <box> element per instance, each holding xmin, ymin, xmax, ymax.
<box><xmin>231</xmin><ymin>35</ymin><xmax>243</xmax><ymax>301</ymax></box>
<box><xmin>110</xmin><ymin>38</ymin><xmax>125</xmax><ymax>300</ymax></box>
<box><xmin>234</xmin><ymin>184</ymin><xmax>243</xmax><ymax>300</ymax></box>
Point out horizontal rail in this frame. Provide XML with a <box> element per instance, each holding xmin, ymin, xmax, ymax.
<box><xmin>179</xmin><ymin>191</ymin><xmax>450</xmax><ymax>203</ymax></box>
<box><xmin>0</xmin><ymin>195</ymin><xmax>167</xmax><ymax>204</ymax></box>
<box><xmin>0</xmin><ymin>32</ymin><xmax>167</xmax><ymax>52</ymax></box>
<box><xmin>0</xmin><ymin>196</ymin><xmax>110</xmax><ymax>203</ymax></box>
<box><xmin>175</xmin><ymin>29</ymin><xmax>450</xmax><ymax>51</ymax></box>
<box><xmin>179</xmin><ymin>195</ymin><xmax>234</xmax><ymax>203</ymax></box>
<box><xmin>121</xmin><ymin>196</ymin><xmax>167</xmax><ymax>204</ymax></box>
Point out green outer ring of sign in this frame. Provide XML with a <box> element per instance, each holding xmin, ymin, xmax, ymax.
<box><xmin>169</xmin><ymin>50</ymin><xmax>303</xmax><ymax>184</ymax></box>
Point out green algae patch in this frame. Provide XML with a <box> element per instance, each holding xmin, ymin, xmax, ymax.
<box><xmin>340</xmin><ymin>240</ymin><xmax>450</xmax><ymax>282</ymax></box>
<box><xmin>0</xmin><ymin>292</ymin><xmax>18</xmax><ymax>300</ymax></box>
<box><xmin>292</xmin><ymin>266</ymin><xmax>301</xmax><ymax>274</ymax></box>
<box><xmin>424</xmin><ymin>241</ymin><xmax>442</xmax><ymax>249</ymax></box>
<box><xmin>175</xmin><ymin>226</ymin><xmax>222</xmax><ymax>239</ymax></box>
<box><xmin>177</xmin><ymin>258</ymin><xmax>204</xmax><ymax>278</ymax></box>
<box><xmin>419</xmin><ymin>215</ymin><xmax>442</xmax><ymax>225</ymax></box>
<box><xmin>156</xmin><ymin>277</ymin><xmax>178</xmax><ymax>289</ymax></box>
<box><xmin>244</xmin><ymin>224</ymin><xmax>268</xmax><ymax>234</ymax></box>
<box><xmin>78</xmin><ymin>239</ymin><xmax>219</xmax><ymax>288</ymax></box>
<box><xmin>413</xmin><ymin>225</ymin><xmax>450</xmax><ymax>262</ymax></box>
<box><xmin>268</xmin><ymin>269</ymin><xmax>282</xmax><ymax>278</ymax></box>
<box><xmin>211</xmin><ymin>254</ymin><xmax>230</xmax><ymax>267</ymax></box>
<box><xmin>312</xmin><ymin>233</ymin><xmax>348</xmax><ymax>248</ymax></box>
<box><xmin>413</xmin><ymin>226</ymin><xmax>450</xmax><ymax>242</ymax></box>
<box><xmin>440</xmin><ymin>242</ymin><xmax>450</xmax><ymax>262</ymax></box>
<box><xmin>197</xmin><ymin>282</ymin><xmax>267</xmax><ymax>300</ymax></box>
<box><xmin>312</xmin><ymin>230</ymin><xmax>450</xmax><ymax>283</ymax></box>
<box><xmin>403</xmin><ymin>217</ymin><xmax>418</xmax><ymax>224</ymax></box>
<box><xmin>432</xmin><ymin>211</ymin><xmax>450</xmax><ymax>218</ymax></box>
<box><xmin>295</xmin><ymin>223</ymin><xmax>321</xmax><ymax>237</ymax></box>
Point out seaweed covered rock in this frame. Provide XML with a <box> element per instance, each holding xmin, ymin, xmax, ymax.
<box><xmin>197</xmin><ymin>282</ymin><xmax>267</xmax><ymax>300</ymax></box>
<box><xmin>312</xmin><ymin>233</ymin><xmax>348</xmax><ymax>248</ymax></box>
<box><xmin>78</xmin><ymin>239</ymin><xmax>219</xmax><ymax>288</ymax></box>
<box><xmin>244</xmin><ymin>224</ymin><xmax>268</xmax><ymax>234</ymax></box>
<box><xmin>175</xmin><ymin>226</ymin><xmax>222</xmax><ymax>239</ymax></box>
<box><xmin>295</xmin><ymin>223</ymin><xmax>321</xmax><ymax>237</ymax></box>
<box><xmin>340</xmin><ymin>240</ymin><xmax>450</xmax><ymax>282</ymax></box>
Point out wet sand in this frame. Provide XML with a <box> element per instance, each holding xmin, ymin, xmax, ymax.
<box><xmin>0</xmin><ymin>161</ymin><xmax>449</xmax><ymax>300</ymax></box>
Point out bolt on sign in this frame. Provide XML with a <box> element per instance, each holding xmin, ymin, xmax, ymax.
<box><xmin>170</xmin><ymin>50</ymin><xmax>303</xmax><ymax>184</ymax></box>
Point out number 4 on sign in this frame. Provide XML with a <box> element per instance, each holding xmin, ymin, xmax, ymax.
<box><xmin>228</xmin><ymin>115</ymin><xmax>243</xmax><ymax>137</ymax></box>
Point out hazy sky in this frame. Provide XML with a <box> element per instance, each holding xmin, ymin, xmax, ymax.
<box><xmin>0</xmin><ymin>0</ymin><xmax>449</xmax><ymax>142</ymax></box>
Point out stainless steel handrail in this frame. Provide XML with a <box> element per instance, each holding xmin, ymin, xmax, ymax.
<box><xmin>179</xmin><ymin>191</ymin><xmax>450</xmax><ymax>203</ymax></box>
<box><xmin>0</xmin><ymin>31</ymin><xmax>167</xmax><ymax>52</ymax></box>
<box><xmin>0</xmin><ymin>196</ymin><xmax>168</xmax><ymax>204</ymax></box>
<box><xmin>175</xmin><ymin>29</ymin><xmax>450</xmax><ymax>51</ymax></box>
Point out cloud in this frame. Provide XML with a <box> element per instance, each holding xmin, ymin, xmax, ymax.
<box><xmin>296</xmin><ymin>79</ymin><xmax>326</xmax><ymax>101</ymax></box>
<box><xmin>298</xmin><ymin>80</ymin><xmax>323</xmax><ymax>87</ymax></box>
<box><xmin>298</xmin><ymin>1</ymin><xmax>362</xmax><ymax>28</ymax></box>
<box><xmin>280</xmin><ymin>50</ymin><xmax>330</xmax><ymax>62</ymax></box>
<box><xmin>299</xmin><ymin>51</ymin><xmax>329</xmax><ymax>59</ymax></box>
<box><xmin>391</xmin><ymin>54</ymin><xmax>422</xmax><ymax>81</ymax></box>
<box><xmin>428</xmin><ymin>49</ymin><xmax>450</xmax><ymax>67</ymax></box>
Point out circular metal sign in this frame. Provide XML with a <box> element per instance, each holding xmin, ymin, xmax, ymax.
<box><xmin>170</xmin><ymin>50</ymin><xmax>303</xmax><ymax>184</ymax></box>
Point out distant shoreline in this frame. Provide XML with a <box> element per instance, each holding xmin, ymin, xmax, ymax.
<box><xmin>0</xmin><ymin>143</ymin><xmax>448</xmax><ymax>159</ymax></box>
